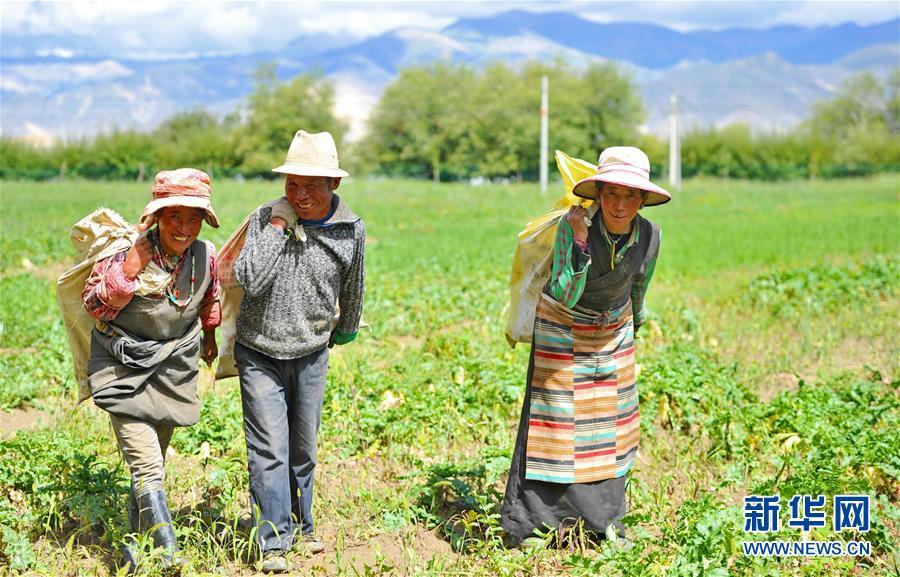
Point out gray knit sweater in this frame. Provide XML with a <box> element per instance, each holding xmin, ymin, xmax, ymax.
<box><xmin>234</xmin><ymin>195</ymin><xmax>365</xmax><ymax>359</ymax></box>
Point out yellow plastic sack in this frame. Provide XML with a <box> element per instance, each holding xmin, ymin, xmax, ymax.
<box><xmin>57</xmin><ymin>208</ymin><xmax>139</xmax><ymax>401</ymax></box>
<box><xmin>505</xmin><ymin>150</ymin><xmax>598</xmax><ymax>346</ymax></box>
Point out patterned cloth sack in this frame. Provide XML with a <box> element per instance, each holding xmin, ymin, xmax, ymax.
<box><xmin>57</xmin><ymin>208</ymin><xmax>139</xmax><ymax>402</ymax></box>
<box><xmin>214</xmin><ymin>209</ymin><xmax>254</xmax><ymax>380</ymax></box>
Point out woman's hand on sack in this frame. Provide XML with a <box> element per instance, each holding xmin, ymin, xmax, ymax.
<box><xmin>201</xmin><ymin>330</ymin><xmax>218</xmax><ymax>366</ymax></box>
<box><xmin>123</xmin><ymin>220</ymin><xmax>154</xmax><ymax>280</ymax></box>
<box><xmin>566</xmin><ymin>206</ymin><xmax>590</xmax><ymax>243</ymax></box>
<box><xmin>270</xmin><ymin>197</ymin><xmax>298</xmax><ymax>232</ymax></box>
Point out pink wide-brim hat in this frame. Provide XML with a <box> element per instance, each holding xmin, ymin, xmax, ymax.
<box><xmin>139</xmin><ymin>168</ymin><xmax>219</xmax><ymax>228</ymax></box>
<box><xmin>572</xmin><ymin>146</ymin><xmax>671</xmax><ymax>206</ymax></box>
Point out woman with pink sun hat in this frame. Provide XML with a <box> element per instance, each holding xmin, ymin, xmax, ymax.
<box><xmin>501</xmin><ymin>146</ymin><xmax>671</xmax><ymax>548</ymax></box>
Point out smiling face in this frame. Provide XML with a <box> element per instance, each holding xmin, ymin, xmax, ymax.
<box><xmin>156</xmin><ymin>206</ymin><xmax>205</xmax><ymax>257</ymax></box>
<box><xmin>598</xmin><ymin>183</ymin><xmax>646</xmax><ymax>234</ymax></box>
<box><xmin>284</xmin><ymin>174</ymin><xmax>339</xmax><ymax>220</ymax></box>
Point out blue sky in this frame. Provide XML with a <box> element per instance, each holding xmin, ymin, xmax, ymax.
<box><xmin>2</xmin><ymin>1</ymin><xmax>898</xmax><ymax>59</ymax></box>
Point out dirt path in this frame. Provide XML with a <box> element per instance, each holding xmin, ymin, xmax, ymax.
<box><xmin>286</xmin><ymin>526</ymin><xmax>455</xmax><ymax>574</ymax></box>
<box><xmin>0</xmin><ymin>259</ymin><xmax>70</xmax><ymax>281</ymax></box>
<box><xmin>0</xmin><ymin>405</ymin><xmax>56</xmax><ymax>438</ymax></box>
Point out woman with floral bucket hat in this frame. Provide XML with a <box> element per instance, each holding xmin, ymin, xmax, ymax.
<box><xmin>500</xmin><ymin>146</ymin><xmax>670</xmax><ymax>549</ymax></box>
<box><xmin>81</xmin><ymin>168</ymin><xmax>221</xmax><ymax>573</ymax></box>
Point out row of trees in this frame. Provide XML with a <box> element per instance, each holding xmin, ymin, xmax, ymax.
<box><xmin>0</xmin><ymin>65</ymin><xmax>346</xmax><ymax>181</ymax></box>
<box><xmin>360</xmin><ymin>60</ymin><xmax>647</xmax><ymax>181</ymax></box>
<box><xmin>680</xmin><ymin>72</ymin><xmax>900</xmax><ymax>180</ymax></box>
<box><xmin>1</xmin><ymin>63</ymin><xmax>897</xmax><ymax>181</ymax></box>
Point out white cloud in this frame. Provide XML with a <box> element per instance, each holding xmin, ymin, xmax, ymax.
<box><xmin>6</xmin><ymin>60</ymin><xmax>132</xmax><ymax>85</ymax></box>
<box><xmin>767</xmin><ymin>1</ymin><xmax>899</xmax><ymax>28</ymax></box>
<box><xmin>1</xmin><ymin>0</ymin><xmax>896</xmax><ymax>58</ymax></box>
<box><xmin>2</xmin><ymin>0</ymin><xmax>177</xmax><ymax>35</ymax></box>
<box><xmin>578</xmin><ymin>1</ymin><xmax>899</xmax><ymax>31</ymax></box>
<box><xmin>198</xmin><ymin>5</ymin><xmax>263</xmax><ymax>51</ymax></box>
<box><xmin>21</xmin><ymin>122</ymin><xmax>60</xmax><ymax>147</ymax></box>
<box><xmin>289</xmin><ymin>8</ymin><xmax>455</xmax><ymax>38</ymax></box>
<box><xmin>36</xmin><ymin>48</ymin><xmax>75</xmax><ymax>58</ymax></box>
<box><xmin>0</xmin><ymin>76</ymin><xmax>41</xmax><ymax>94</ymax></box>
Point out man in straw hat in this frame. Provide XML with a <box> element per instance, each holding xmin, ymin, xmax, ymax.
<box><xmin>233</xmin><ymin>130</ymin><xmax>365</xmax><ymax>572</ymax></box>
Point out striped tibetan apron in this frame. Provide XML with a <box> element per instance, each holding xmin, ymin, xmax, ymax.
<box><xmin>524</xmin><ymin>293</ymin><xmax>639</xmax><ymax>484</ymax></box>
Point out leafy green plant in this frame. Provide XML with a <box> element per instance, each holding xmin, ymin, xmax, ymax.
<box><xmin>172</xmin><ymin>383</ymin><xmax>244</xmax><ymax>456</ymax></box>
<box><xmin>640</xmin><ymin>342</ymin><xmax>762</xmax><ymax>461</ymax></box>
<box><xmin>44</xmin><ymin>453</ymin><xmax>128</xmax><ymax>529</ymax></box>
<box><xmin>665</xmin><ymin>495</ymin><xmax>741</xmax><ymax>577</ymax></box>
<box><xmin>0</xmin><ymin>498</ymin><xmax>37</xmax><ymax>570</ymax></box>
<box><xmin>760</xmin><ymin>373</ymin><xmax>899</xmax><ymax>492</ymax></box>
<box><xmin>746</xmin><ymin>257</ymin><xmax>897</xmax><ymax>317</ymax></box>
<box><xmin>0</xmin><ymin>429</ymin><xmax>122</xmax><ymax>534</ymax></box>
<box><xmin>0</xmin><ymin>274</ymin><xmax>71</xmax><ymax>409</ymax></box>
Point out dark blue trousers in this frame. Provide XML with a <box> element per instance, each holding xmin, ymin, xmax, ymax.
<box><xmin>235</xmin><ymin>342</ymin><xmax>328</xmax><ymax>553</ymax></box>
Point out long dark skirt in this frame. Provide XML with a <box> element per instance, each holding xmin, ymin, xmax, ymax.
<box><xmin>500</xmin><ymin>348</ymin><xmax>628</xmax><ymax>546</ymax></box>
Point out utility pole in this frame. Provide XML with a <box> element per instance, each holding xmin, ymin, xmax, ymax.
<box><xmin>669</xmin><ymin>93</ymin><xmax>681</xmax><ymax>190</ymax></box>
<box><xmin>539</xmin><ymin>75</ymin><xmax>548</xmax><ymax>194</ymax></box>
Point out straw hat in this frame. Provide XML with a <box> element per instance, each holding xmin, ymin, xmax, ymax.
<box><xmin>272</xmin><ymin>130</ymin><xmax>349</xmax><ymax>178</ymax></box>
<box><xmin>139</xmin><ymin>168</ymin><xmax>219</xmax><ymax>228</ymax></box>
<box><xmin>572</xmin><ymin>146</ymin><xmax>671</xmax><ymax>206</ymax></box>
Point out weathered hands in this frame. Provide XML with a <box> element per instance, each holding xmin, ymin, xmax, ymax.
<box><xmin>123</xmin><ymin>220</ymin><xmax>154</xmax><ymax>280</ymax></box>
<box><xmin>565</xmin><ymin>205</ymin><xmax>589</xmax><ymax>244</ymax></box>
<box><xmin>201</xmin><ymin>331</ymin><xmax>218</xmax><ymax>366</ymax></box>
<box><xmin>269</xmin><ymin>197</ymin><xmax>298</xmax><ymax>231</ymax></box>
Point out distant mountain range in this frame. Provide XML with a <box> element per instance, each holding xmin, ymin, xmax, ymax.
<box><xmin>445</xmin><ymin>10</ymin><xmax>899</xmax><ymax>67</ymax></box>
<box><xmin>2</xmin><ymin>10</ymin><xmax>897</xmax><ymax>144</ymax></box>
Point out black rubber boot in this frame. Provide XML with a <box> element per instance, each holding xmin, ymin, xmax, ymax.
<box><xmin>135</xmin><ymin>490</ymin><xmax>185</xmax><ymax>571</ymax></box>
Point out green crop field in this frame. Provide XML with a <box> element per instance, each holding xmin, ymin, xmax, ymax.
<box><xmin>0</xmin><ymin>175</ymin><xmax>897</xmax><ymax>576</ymax></box>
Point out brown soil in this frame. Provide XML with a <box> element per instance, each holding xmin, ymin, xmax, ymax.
<box><xmin>388</xmin><ymin>334</ymin><xmax>425</xmax><ymax>350</ymax></box>
<box><xmin>0</xmin><ymin>347</ymin><xmax>39</xmax><ymax>355</ymax></box>
<box><xmin>1</xmin><ymin>260</ymin><xmax>71</xmax><ymax>282</ymax></box>
<box><xmin>287</xmin><ymin>526</ymin><xmax>454</xmax><ymax>574</ymax></box>
<box><xmin>757</xmin><ymin>372</ymin><xmax>800</xmax><ymax>403</ymax></box>
<box><xmin>804</xmin><ymin>334</ymin><xmax>896</xmax><ymax>382</ymax></box>
<box><xmin>0</xmin><ymin>405</ymin><xmax>55</xmax><ymax>438</ymax></box>
<box><xmin>437</xmin><ymin>319</ymin><xmax>479</xmax><ymax>335</ymax></box>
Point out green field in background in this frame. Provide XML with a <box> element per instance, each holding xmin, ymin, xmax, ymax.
<box><xmin>0</xmin><ymin>176</ymin><xmax>897</xmax><ymax>575</ymax></box>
